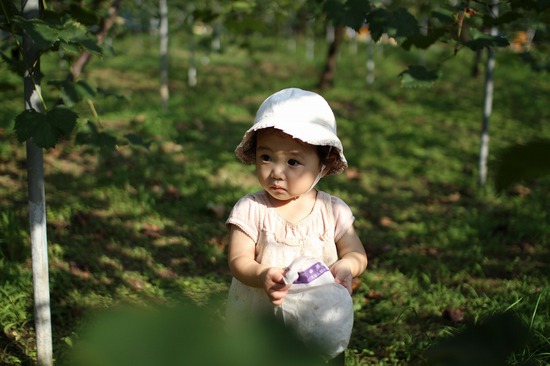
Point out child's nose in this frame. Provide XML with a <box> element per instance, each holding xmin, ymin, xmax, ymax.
<box><xmin>270</xmin><ymin>164</ymin><xmax>285</xmax><ymax>179</ymax></box>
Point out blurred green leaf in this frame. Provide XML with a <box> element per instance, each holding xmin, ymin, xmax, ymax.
<box><xmin>0</xmin><ymin>0</ymin><xmax>20</xmax><ymax>26</ymax></box>
<box><xmin>323</xmin><ymin>0</ymin><xmax>371</xmax><ymax>30</ymax></box>
<box><xmin>482</xmin><ymin>11</ymin><xmax>522</xmax><ymax>27</ymax></box>
<box><xmin>430</xmin><ymin>9</ymin><xmax>454</xmax><ymax>25</ymax></box>
<box><xmin>71</xmin><ymin>302</ymin><xmax>320</xmax><ymax>366</ymax></box>
<box><xmin>75</xmin><ymin>121</ymin><xmax>117</xmax><ymax>150</ymax></box>
<box><xmin>494</xmin><ymin>139</ymin><xmax>550</xmax><ymax>191</ymax></box>
<box><xmin>96</xmin><ymin>87</ymin><xmax>129</xmax><ymax>101</ymax></box>
<box><xmin>0</xmin><ymin>51</ymin><xmax>27</xmax><ymax>76</ymax></box>
<box><xmin>367</xmin><ymin>7</ymin><xmax>419</xmax><ymax>42</ymax></box>
<box><xmin>390</xmin><ymin>8</ymin><xmax>419</xmax><ymax>38</ymax></box>
<box><xmin>69</xmin><ymin>4</ymin><xmax>101</xmax><ymax>26</ymax></box>
<box><xmin>192</xmin><ymin>9</ymin><xmax>220</xmax><ymax>23</ymax></box>
<box><xmin>48</xmin><ymin>80</ymin><xmax>97</xmax><ymax>107</ymax></box>
<box><xmin>423</xmin><ymin>312</ymin><xmax>530</xmax><ymax>366</ymax></box>
<box><xmin>399</xmin><ymin>65</ymin><xmax>439</xmax><ymax>87</ymax></box>
<box><xmin>123</xmin><ymin>134</ymin><xmax>152</xmax><ymax>150</ymax></box>
<box><xmin>463</xmin><ymin>29</ymin><xmax>509</xmax><ymax>50</ymax></box>
<box><xmin>510</xmin><ymin>0</ymin><xmax>550</xmax><ymax>11</ymax></box>
<box><xmin>402</xmin><ymin>28</ymin><xmax>446</xmax><ymax>50</ymax></box>
<box><xmin>366</xmin><ymin>8</ymin><xmax>391</xmax><ymax>42</ymax></box>
<box><xmin>58</xmin><ymin>41</ymin><xmax>82</xmax><ymax>55</ymax></box>
<box><xmin>519</xmin><ymin>51</ymin><xmax>550</xmax><ymax>72</ymax></box>
<box><xmin>0</xmin><ymin>81</ymin><xmax>17</xmax><ymax>91</ymax></box>
<box><xmin>57</xmin><ymin>20</ymin><xmax>103</xmax><ymax>55</ymax></box>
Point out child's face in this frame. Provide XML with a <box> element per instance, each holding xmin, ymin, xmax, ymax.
<box><xmin>255</xmin><ymin>128</ymin><xmax>323</xmax><ymax>201</ymax></box>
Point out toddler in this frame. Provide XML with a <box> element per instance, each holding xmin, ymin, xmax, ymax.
<box><xmin>225</xmin><ymin>88</ymin><xmax>368</xmax><ymax>361</ymax></box>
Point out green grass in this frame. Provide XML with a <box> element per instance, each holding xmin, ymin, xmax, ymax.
<box><xmin>1</xmin><ymin>31</ymin><xmax>549</xmax><ymax>365</ymax></box>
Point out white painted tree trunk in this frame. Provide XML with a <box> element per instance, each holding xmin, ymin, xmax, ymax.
<box><xmin>306</xmin><ymin>19</ymin><xmax>315</xmax><ymax>61</ymax></box>
<box><xmin>478</xmin><ymin>0</ymin><xmax>499</xmax><ymax>186</ymax></box>
<box><xmin>366</xmin><ymin>36</ymin><xmax>375</xmax><ymax>85</ymax></box>
<box><xmin>22</xmin><ymin>0</ymin><xmax>53</xmax><ymax>365</ymax></box>
<box><xmin>159</xmin><ymin>0</ymin><xmax>169</xmax><ymax>109</ymax></box>
<box><xmin>188</xmin><ymin>31</ymin><xmax>197</xmax><ymax>87</ymax></box>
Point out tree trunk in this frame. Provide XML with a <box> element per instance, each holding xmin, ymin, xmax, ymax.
<box><xmin>159</xmin><ymin>0</ymin><xmax>169</xmax><ymax>107</ymax></box>
<box><xmin>70</xmin><ymin>0</ymin><xmax>122</xmax><ymax>80</ymax></box>
<box><xmin>478</xmin><ymin>0</ymin><xmax>499</xmax><ymax>186</ymax></box>
<box><xmin>318</xmin><ymin>25</ymin><xmax>345</xmax><ymax>91</ymax></box>
<box><xmin>22</xmin><ymin>0</ymin><xmax>53</xmax><ymax>365</ymax></box>
<box><xmin>366</xmin><ymin>36</ymin><xmax>375</xmax><ymax>85</ymax></box>
<box><xmin>471</xmin><ymin>49</ymin><xmax>483</xmax><ymax>77</ymax></box>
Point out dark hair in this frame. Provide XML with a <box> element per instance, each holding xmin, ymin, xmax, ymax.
<box><xmin>316</xmin><ymin>145</ymin><xmax>336</xmax><ymax>166</ymax></box>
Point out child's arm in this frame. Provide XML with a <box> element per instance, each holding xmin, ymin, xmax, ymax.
<box><xmin>227</xmin><ymin>225</ymin><xmax>290</xmax><ymax>305</ymax></box>
<box><xmin>332</xmin><ymin>225</ymin><xmax>368</xmax><ymax>294</ymax></box>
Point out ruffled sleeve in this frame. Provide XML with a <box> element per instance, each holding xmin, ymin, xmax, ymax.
<box><xmin>331</xmin><ymin>195</ymin><xmax>355</xmax><ymax>242</ymax></box>
<box><xmin>226</xmin><ymin>193</ymin><xmax>263</xmax><ymax>243</ymax></box>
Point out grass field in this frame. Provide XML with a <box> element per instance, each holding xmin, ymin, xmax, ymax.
<box><xmin>1</xmin><ymin>31</ymin><xmax>549</xmax><ymax>365</ymax></box>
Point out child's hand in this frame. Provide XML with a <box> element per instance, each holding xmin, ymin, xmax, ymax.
<box><xmin>261</xmin><ymin>267</ymin><xmax>290</xmax><ymax>306</ymax></box>
<box><xmin>331</xmin><ymin>261</ymin><xmax>353</xmax><ymax>295</ymax></box>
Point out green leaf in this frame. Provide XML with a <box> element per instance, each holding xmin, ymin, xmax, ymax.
<box><xmin>367</xmin><ymin>7</ymin><xmax>418</xmax><ymax>42</ymax></box>
<box><xmin>124</xmin><ymin>134</ymin><xmax>152</xmax><ymax>149</ymax></box>
<box><xmin>494</xmin><ymin>139</ymin><xmax>550</xmax><ymax>191</ymax></box>
<box><xmin>366</xmin><ymin>8</ymin><xmax>391</xmax><ymax>42</ymax></box>
<box><xmin>69</xmin><ymin>4</ymin><xmax>101</xmax><ymax>26</ymax></box>
<box><xmin>402</xmin><ymin>28</ymin><xmax>446</xmax><ymax>51</ymax></box>
<box><xmin>58</xmin><ymin>41</ymin><xmax>82</xmax><ymax>55</ymax></box>
<box><xmin>96</xmin><ymin>87</ymin><xmax>129</xmax><ymax>101</ymax></box>
<box><xmin>14</xmin><ymin>110</ymin><xmax>39</xmax><ymax>142</ymax></box>
<box><xmin>41</xmin><ymin>9</ymin><xmax>68</xmax><ymax>27</ymax></box>
<box><xmin>0</xmin><ymin>0</ymin><xmax>20</xmax><ymax>23</ymax></box>
<box><xmin>463</xmin><ymin>28</ymin><xmax>509</xmax><ymax>50</ymax></box>
<box><xmin>75</xmin><ymin>121</ymin><xmax>117</xmax><ymax>150</ymax></box>
<box><xmin>430</xmin><ymin>9</ymin><xmax>454</xmax><ymax>26</ymax></box>
<box><xmin>323</xmin><ymin>0</ymin><xmax>345</xmax><ymax>23</ymax></box>
<box><xmin>390</xmin><ymin>8</ymin><xmax>419</xmax><ymax>38</ymax></box>
<box><xmin>47</xmin><ymin>107</ymin><xmax>79</xmax><ymax>135</ymax></box>
<box><xmin>0</xmin><ymin>51</ymin><xmax>27</xmax><ymax>76</ymax></box>
<box><xmin>510</xmin><ymin>0</ymin><xmax>550</xmax><ymax>12</ymax></box>
<box><xmin>48</xmin><ymin>80</ymin><xmax>97</xmax><ymax>106</ymax></box>
<box><xmin>11</xmin><ymin>16</ymin><xmax>60</xmax><ymax>52</ymax></box>
<box><xmin>342</xmin><ymin>0</ymin><xmax>371</xmax><ymax>30</ymax></box>
<box><xmin>57</xmin><ymin>20</ymin><xmax>103</xmax><ymax>55</ymax></box>
<box><xmin>192</xmin><ymin>9</ymin><xmax>220</xmax><ymax>23</ymax></box>
<box><xmin>72</xmin><ymin>37</ymin><xmax>103</xmax><ymax>55</ymax></box>
<box><xmin>482</xmin><ymin>11</ymin><xmax>522</xmax><ymax>27</ymax></box>
<box><xmin>399</xmin><ymin>65</ymin><xmax>439</xmax><ymax>88</ymax></box>
<box><xmin>519</xmin><ymin>52</ymin><xmax>550</xmax><ymax>72</ymax></box>
<box><xmin>14</xmin><ymin>107</ymin><xmax>78</xmax><ymax>148</ymax></box>
<box><xmin>0</xmin><ymin>81</ymin><xmax>17</xmax><ymax>91</ymax></box>
<box><xmin>463</xmin><ymin>35</ymin><xmax>509</xmax><ymax>50</ymax></box>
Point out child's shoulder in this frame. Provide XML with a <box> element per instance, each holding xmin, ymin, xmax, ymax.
<box><xmin>232</xmin><ymin>190</ymin><xmax>269</xmax><ymax>211</ymax></box>
<box><xmin>317</xmin><ymin>190</ymin><xmax>351</xmax><ymax>209</ymax></box>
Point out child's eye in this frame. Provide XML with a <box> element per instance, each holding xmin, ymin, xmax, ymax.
<box><xmin>288</xmin><ymin>159</ymin><xmax>301</xmax><ymax>167</ymax></box>
<box><xmin>260</xmin><ymin>154</ymin><xmax>271</xmax><ymax>162</ymax></box>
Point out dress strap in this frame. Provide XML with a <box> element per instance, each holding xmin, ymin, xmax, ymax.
<box><xmin>318</xmin><ymin>191</ymin><xmax>336</xmax><ymax>235</ymax></box>
<box><xmin>255</xmin><ymin>190</ymin><xmax>269</xmax><ymax>233</ymax></box>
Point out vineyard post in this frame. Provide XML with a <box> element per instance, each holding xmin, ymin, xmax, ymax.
<box><xmin>21</xmin><ymin>0</ymin><xmax>53</xmax><ymax>364</ymax></box>
<box><xmin>479</xmin><ymin>0</ymin><xmax>499</xmax><ymax>186</ymax></box>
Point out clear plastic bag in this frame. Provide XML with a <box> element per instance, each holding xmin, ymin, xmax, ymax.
<box><xmin>278</xmin><ymin>257</ymin><xmax>354</xmax><ymax>360</ymax></box>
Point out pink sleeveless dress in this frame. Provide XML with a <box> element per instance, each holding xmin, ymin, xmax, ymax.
<box><xmin>225</xmin><ymin>190</ymin><xmax>355</xmax><ymax>325</ymax></box>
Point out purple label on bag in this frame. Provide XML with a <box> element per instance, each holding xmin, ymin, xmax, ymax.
<box><xmin>294</xmin><ymin>262</ymin><xmax>329</xmax><ymax>284</ymax></box>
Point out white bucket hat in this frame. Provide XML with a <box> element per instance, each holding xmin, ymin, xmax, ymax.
<box><xmin>235</xmin><ymin>88</ymin><xmax>348</xmax><ymax>175</ymax></box>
